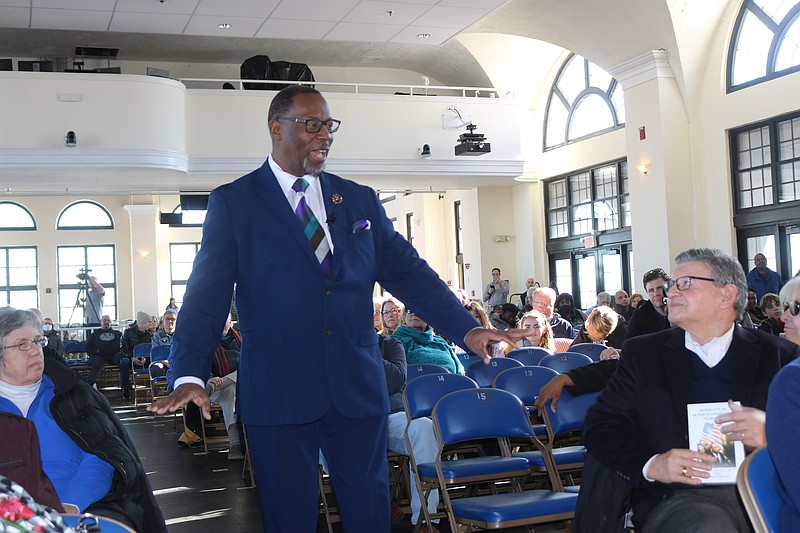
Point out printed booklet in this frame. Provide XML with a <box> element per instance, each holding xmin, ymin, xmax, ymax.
<box><xmin>686</xmin><ymin>401</ymin><xmax>744</xmax><ymax>484</ymax></box>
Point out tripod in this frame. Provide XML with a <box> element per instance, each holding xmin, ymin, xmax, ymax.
<box><xmin>67</xmin><ymin>279</ymin><xmax>101</xmax><ymax>329</ymax></box>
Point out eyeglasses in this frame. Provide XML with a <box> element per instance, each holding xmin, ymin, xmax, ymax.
<box><xmin>664</xmin><ymin>275</ymin><xmax>717</xmax><ymax>292</ymax></box>
<box><xmin>381</xmin><ymin>308</ymin><xmax>400</xmax><ymax>317</ymax></box>
<box><xmin>274</xmin><ymin>116</ymin><xmax>341</xmax><ymax>133</ymax></box>
<box><xmin>1</xmin><ymin>336</ymin><xmax>48</xmax><ymax>352</ymax></box>
<box><xmin>783</xmin><ymin>300</ymin><xmax>800</xmax><ymax>316</ymax></box>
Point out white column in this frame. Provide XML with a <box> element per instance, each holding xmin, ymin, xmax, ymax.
<box><xmin>611</xmin><ymin>50</ymin><xmax>698</xmax><ymax>279</ymax></box>
<box><xmin>124</xmin><ymin>204</ymin><xmax>160</xmax><ymax>316</ymax></box>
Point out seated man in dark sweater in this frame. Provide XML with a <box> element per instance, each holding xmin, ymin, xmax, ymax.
<box><xmin>581</xmin><ymin>248</ymin><xmax>799</xmax><ymax>532</ymax></box>
<box><xmin>626</xmin><ymin>267</ymin><xmax>671</xmax><ymax>339</ymax></box>
<box><xmin>86</xmin><ymin>314</ymin><xmax>123</xmax><ymax>390</ymax></box>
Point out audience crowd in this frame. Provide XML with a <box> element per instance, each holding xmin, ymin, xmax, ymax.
<box><xmin>2</xmin><ymin>246</ymin><xmax>798</xmax><ymax>531</ymax></box>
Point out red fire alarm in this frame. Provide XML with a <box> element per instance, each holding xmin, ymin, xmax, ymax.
<box><xmin>638</xmin><ymin>126</ymin><xmax>646</xmax><ymax>140</ymax></box>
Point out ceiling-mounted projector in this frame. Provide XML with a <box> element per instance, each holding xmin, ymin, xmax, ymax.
<box><xmin>454</xmin><ymin>123</ymin><xmax>491</xmax><ymax>156</ymax></box>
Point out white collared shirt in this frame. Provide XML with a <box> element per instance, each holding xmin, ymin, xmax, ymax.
<box><xmin>268</xmin><ymin>155</ymin><xmax>334</xmax><ymax>254</ymax></box>
<box><xmin>684</xmin><ymin>323</ymin><xmax>735</xmax><ymax>369</ymax></box>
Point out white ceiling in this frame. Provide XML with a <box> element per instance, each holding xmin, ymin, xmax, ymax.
<box><xmin>0</xmin><ymin>0</ymin><xmax>511</xmax><ymax>87</ymax></box>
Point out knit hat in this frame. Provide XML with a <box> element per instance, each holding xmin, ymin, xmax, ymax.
<box><xmin>136</xmin><ymin>311</ymin><xmax>150</xmax><ymax>325</ymax></box>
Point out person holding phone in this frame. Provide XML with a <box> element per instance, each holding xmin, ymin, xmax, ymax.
<box><xmin>483</xmin><ymin>267</ymin><xmax>509</xmax><ymax>307</ymax></box>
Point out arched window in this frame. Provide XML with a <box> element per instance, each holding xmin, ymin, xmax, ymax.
<box><xmin>544</xmin><ymin>53</ymin><xmax>625</xmax><ymax>150</ymax></box>
<box><xmin>0</xmin><ymin>201</ymin><xmax>36</xmax><ymax>230</ymax></box>
<box><xmin>57</xmin><ymin>200</ymin><xmax>113</xmax><ymax>229</ymax></box>
<box><xmin>728</xmin><ymin>0</ymin><xmax>800</xmax><ymax>91</ymax></box>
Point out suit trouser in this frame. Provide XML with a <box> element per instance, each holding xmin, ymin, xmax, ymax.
<box><xmin>246</xmin><ymin>407</ymin><xmax>390</xmax><ymax>533</ymax></box>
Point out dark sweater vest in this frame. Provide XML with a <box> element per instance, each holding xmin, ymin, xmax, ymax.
<box><xmin>691</xmin><ymin>352</ymin><xmax>734</xmax><ymax>403</ymax></box>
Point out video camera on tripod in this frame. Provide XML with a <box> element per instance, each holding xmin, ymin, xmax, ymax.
<box><xmin>76</xmin><ymin>268</ymin><xmax>92</xmax><ymax>283</ymax></box>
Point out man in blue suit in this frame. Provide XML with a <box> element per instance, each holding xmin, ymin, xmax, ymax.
<box><xmin>149</xmin><ymin>85</ymin><xmax>518</xmax><ymax>532</ymax></box>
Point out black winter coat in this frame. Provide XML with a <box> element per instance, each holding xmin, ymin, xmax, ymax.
<box><xmin>44</xmin><ymin>358</ymin><xmax>167</xmax><ymax>533</ymax></box>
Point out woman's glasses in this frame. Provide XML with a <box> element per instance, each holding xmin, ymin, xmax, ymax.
<box><xmin>1</xmin><ymin>336</ymin><xmax>48</xmax><ymax>351</ymax></box>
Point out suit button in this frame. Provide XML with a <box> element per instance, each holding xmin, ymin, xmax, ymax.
<box><xmin>324</xmin><ymin>289</ymin><xmax>332</xmax><ymax>296</ymax></box>
<box><xmin>325</xmin><ymin>329</ymin><xmax>333</xmax><ymax>336</ymax></box>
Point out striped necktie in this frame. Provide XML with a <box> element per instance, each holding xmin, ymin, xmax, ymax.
<box><xmin>292</xmin><ymin>178</ymin><xmax>333</xmax><ymax>276</ymax></box>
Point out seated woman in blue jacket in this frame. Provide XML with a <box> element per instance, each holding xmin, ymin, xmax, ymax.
<box><xmin>0</xmin><ymin>307</ymin><xmax>167</xmax><ymax>532</ymax></box>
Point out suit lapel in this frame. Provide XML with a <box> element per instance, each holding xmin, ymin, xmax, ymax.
<box><xmin>663</xmin><ymin>329</ymin><xmax>694</xmax><ymax>416</ymax></box>
<box><xmin>730</xmin><ymin>325</ymin><xmax>760</xmax><ymax>405</ymax></box>
<box><xmin>252</xmin><ymin>161</ymin><xmax>321</xmax><ymax>269</ymax></box>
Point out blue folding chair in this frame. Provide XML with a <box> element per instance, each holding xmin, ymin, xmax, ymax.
<box><xmin>132</xmin><ymin>343</ymin><xmax>153</xmax><ymax>406</ymax></box>
<box><xmin>493</xmin><ymin>366</ymin><xmax>560</xmax><ymax>438</ymax></box>
<box><xmin>568</xmin><ymin>343</ymin><xmax>607</xmax><ymax>362</ymax></box>
<box><xmin>402</xmin><ymin>373</ymin><xmax>479</xmax><ymax>530</ymax></box>
<box><xmin>514</xmin><ymin>389</ymin><xmax>601</xmax><ymax>489</ymax></box>
<box><xmin>466</xmin><ymin>357</ymin><xmax>523</xmax><ymax>387</ymax></box>
<box><xmin>506</xmin><ymin>347</ymin><xmax>552</xmax><ymax>366</ymax></box>
<box><xmin>454</xmin><ymin>351</ymin><xmax>482</xmax><ymax>369</ymax></box>
<box><xmin>737</xmin><ymin>447</ymin><xmax>780</xmax><ymax>533</ymax></box>
<box><xmin>64</xmin><ymin>339</ymin><xmax>87</xmax><ymax>360</ymax></box>
<box><xmin>149</xmin><ymin>344</ymin><xmax>171</xmax><ymax>402</ymax></box>
<box><xmin>406</xmin><ymin>363</ymin><xmax>450</xmax><ymax>382</ymax></box>
<box><xmin>432</xmin><ymin>388</ymin><xmax>578</xmax><ymax>531</ymax></box>
<box><xmin>538</xmin><ymin>352</ymin><xmax>593</xmax><ymax>373</ymax></box>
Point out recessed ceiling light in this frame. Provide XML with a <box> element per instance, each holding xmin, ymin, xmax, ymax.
<box><xmin>417</xmin><ymin>33</ymin><xmax>431</xmax><ymax>39</ymax></box>
<box><xmin>218</xmin><ymin>23</ymin><xmax>231</xmax><ymax>29</ymax></box>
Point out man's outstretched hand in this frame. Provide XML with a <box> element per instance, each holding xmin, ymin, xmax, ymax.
<box><xmin>464</xmin><ymin>327</ymin><xmax>528</xmax><ymax>363</ymax></box>
<box><xmin>147</xmin><ymin>383</ymin><xmax>213</xmax><ymax>420</ymax></box>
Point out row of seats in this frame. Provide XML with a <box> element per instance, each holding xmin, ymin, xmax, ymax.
<box><xmin>455</xmin><ymin>342</ymin><xmax>605</xmax><ymax>370</ymax></box>
<box><xmin>403</xmin><ymin>371</ymin><xmax>591</xmax><ymax>531</ymax></box>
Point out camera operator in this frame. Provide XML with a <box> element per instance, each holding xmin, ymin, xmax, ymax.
<box><xmin>83</xmin><ymin>275</ymin><xmax>105</xmax><ymax>327</ymax></box>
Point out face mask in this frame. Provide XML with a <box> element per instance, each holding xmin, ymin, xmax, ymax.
<box><xmin>43</xmin><ymin>324</ymin><xmax>53</xmax><ymax>332</ymax></box>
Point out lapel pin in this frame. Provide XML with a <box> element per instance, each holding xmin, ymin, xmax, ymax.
<box><xmin>331</xmin><ymin>193</ymin><xmax>343</xmax><ymax>205</ymax></box>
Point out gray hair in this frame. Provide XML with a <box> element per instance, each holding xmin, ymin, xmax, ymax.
<box><xmin>0</xmin><ymin>307</ymin><xmax>42</xmax><ymax>361</ymax></box>
<box><xmin>596</xmin><ymin>292</ymin><xmax>612</xmax><ymax>306</ymax></box>
<box><xmin>674</xmin><ymin>248</ymin><xmax>748</xmax><ymax>316</ymax></box>
<box><xmin>780</xmin><ymin>275</ymin><xmax>800</xmax><ymax>308</ymax></box>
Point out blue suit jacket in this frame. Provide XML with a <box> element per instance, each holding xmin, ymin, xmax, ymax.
<box><xmin>766</xmin><ymin>356</ymin><xmax>800</xmax><ymax>531</ymax></box>
<box><xmin>169</xmin><ymin>159</ymin><xmax>477</xmax><ymax>426</ymax></box>
<box><xmin>584</xmin><ymin>325</ymin><xmax>799</xmax><ymax>529</ymax></box>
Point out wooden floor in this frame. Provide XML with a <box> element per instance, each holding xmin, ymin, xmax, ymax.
<box><xmin>115</xmin><ymin>390</ymin><xmax>560</xmax><ymax>533</ymax></box>
<box><xmin>115</xmin><ymin>392</ymin><xmax>429</xmax><ymax>533</ymax></box>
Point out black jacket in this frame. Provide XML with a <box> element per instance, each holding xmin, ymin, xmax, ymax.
<box><xmin>570</xmin><ymin>317</ymin><xmax>628</xmax><ymax>350</ymax></box>
<box><xmin>121</xmin><ymin>325</ymin><xmax>152</xmax><ymax>357</ymax></box>
<box><xmin>584</xmin><ymin>325</ymin><xmax>800</xmax><ymax>530</ymax></box>
<box><xmin>380</xmin><ymin>335</ymin><xmax>407</xmax><ymax>413</ymax></box>
<box><xmin>44</xmin><ymin>358</ymin><xmax>168</xmax><ymax>533</ymax></box>
<box><xmin>625</xmin><ymin>300</ymin><xmax>669</xmax><ymax>339</ymax></box>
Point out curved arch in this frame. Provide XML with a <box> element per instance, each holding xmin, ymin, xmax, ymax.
<box><xmin>0</xmin><ymin>201</ymin><xmax>36</xmax><ymax>230</ymax></box>
<box><xmin>57</xmin><ymin>200</ymin><xmax>114</xmax><ymax>229</ymax></box>
<box><xmin>544</xmin><ymin>53</ymin><xmax>625</xmax><ymax>150</ymax></box>
<box><xmin>728</xmin><ymin>0</ymin><xmax>800</xmax><ymax>91</ymax></box>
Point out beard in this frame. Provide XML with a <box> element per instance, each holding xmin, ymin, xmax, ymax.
<box><xmin>303</xmin><ymin>156</ymin><xmax>325</xmax><ymax>177</ymax></box>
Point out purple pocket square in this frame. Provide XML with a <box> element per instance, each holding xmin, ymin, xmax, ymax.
<box><xmin>352</xmin><ymin>219</ymin><xmax>371</xmax><ymax>233</ymax></box>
